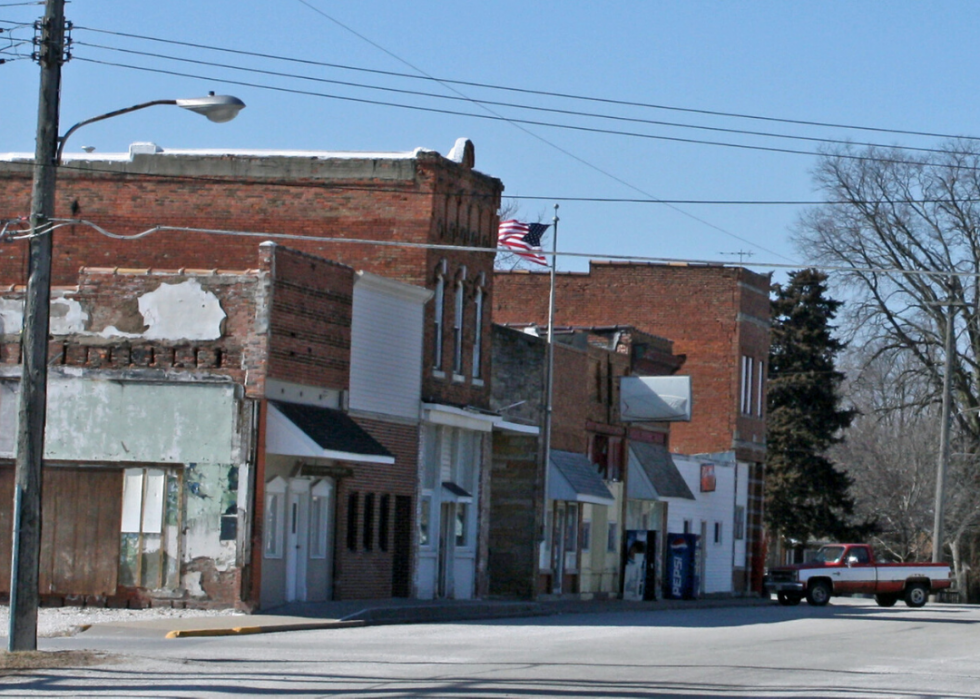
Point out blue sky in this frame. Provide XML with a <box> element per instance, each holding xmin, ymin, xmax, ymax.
<box><xmin>2</xmin><ymin>2</ymin><xmax>979</xmax><ymax>276</ymax></box>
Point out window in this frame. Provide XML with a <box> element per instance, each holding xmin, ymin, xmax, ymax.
<box><xmin>683</xmin><ymin>519</ymin><xmax>693</xmax><ymax>534</ymax></box>
<box><xmin>121</xmin><ymin>467</ymin><xmax>181</xmax><ymax>589</ymax></box>
<box><xmin>422</xmin><ymin>424</ymin><xmax>441</xmax><ymax>491</ymax></box>
<box><xmin>379</xmin><ymin>494</ymin><xmax>390</xmax><ymax>552</ymax></box>
<box><xmin>263</xmin><ymin>478</ymin><xmax>287</xmax><ymax>560</ymax></box>
<box><xmin>419</xmin><ymin>496</ymin><xmax>431</xmax><ymax>546</ymax></box>
<box><xmin>455</xmin><ymin>503</ymin><xmax>468</xmax><ymax>546</ymax></box>
<box><xmin>472</xmin><ymin>283</ymin><xmax>484</xmax><ymax>379</ymax></box>
<box><xmin>607</xmin><ymin>522</ymin><xmax>618</xmax><ymax>553</ymax></box>
<box><xmin>740</xmin><ymin>356</ymin><xmax>754</xmax><ymax>415</ymax></box>
<box><xmin>565</xmin><ymin>504</ymin><xmax>579</xmax><ymax>552</ymax></box>
<box><xmin>347</xmin><ymin>492</ymin><xmax>359</xmax><ymax>552</ymax></box>
<box><xmin>714</xmin><ymin>521</ymin><xmax>722</xmax><ymax>545</ymax></box>
<box><xmin>454</xmin><ymin>430</ymin><xmax>478</xmax><ymax>492</ymax></box>
<box><xmin>757</xmin><ymin>360</ymin><xmax>765</xmax><ymax>417</ymax></box>
<box><xmin>363</xmin><ymin>493</ymin><xmax>375</xmax><ymax>551</ymax></box>
<box><xmin>453</xmin><ymin>280</ymin><xmax>465</xmax><ymax>375</ymax></box>
<box><xmin>581</xmin><ymin>520</ymin><xmax>592</xmax><ymax>552</ymax></box>
<box><xmin>433</xmin><ymin>268</ymin><xmax>445</xmax><ymax>371</ymax></box>
<box><xmin>734</xmin><ymin>505</ymin><xmax>745</xmax><ymax>540</ymax></box>
<box><xmin>310</xmin><ymin>480</ymin><xmax>332</xmax><ymax>559</ymax></box>
<box><xmin>591</xmin><ymin>434</ymin><xmax>621</xmax><ymax>481</ymax></box>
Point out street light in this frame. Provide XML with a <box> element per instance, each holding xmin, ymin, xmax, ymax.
<box><xmin>56</xmin><ymin>93</ymin><xmax>246</xmax><ymax>162</ymax></box>
<box><xmin>9</xmin><ymin>13</ymin><xmax>245</xmax><ymax>652</ymax></box>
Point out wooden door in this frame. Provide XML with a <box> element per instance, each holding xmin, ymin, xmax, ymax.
<box><xmin>0</xmin><ymin>465</ymin><xmax>123</xmax><ymax>597</ymax></box>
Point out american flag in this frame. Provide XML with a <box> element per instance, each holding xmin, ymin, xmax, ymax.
<box><xmin>497</xmin><ymin>220</ymin><xmax>549</xmax><ymax>266</ymax></box>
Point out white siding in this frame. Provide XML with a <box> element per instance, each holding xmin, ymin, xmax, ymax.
<box><xmin>665</xmin><ymin>454</ymin><xmax>737</xmax><ymax>594</ymax></box>
<box><xmin>350</xmin><ymin>276</ymin><xmax>427</xmax><ymax>418</ymax></box>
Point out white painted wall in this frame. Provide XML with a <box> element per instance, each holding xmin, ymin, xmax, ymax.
<box><xmin>349</xmin><ymin>272</ymin><xmax>430</xmax><ymax>419</ymax></box>
<box><xmin>665</xmin><ymin>454</ymin><xmax>737</xmax><ymax>595</ymax></box>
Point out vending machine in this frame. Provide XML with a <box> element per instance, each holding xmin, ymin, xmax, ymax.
<box><xmin>663</xmin><ymin>532</ymin><xmax>700</xmax><ymax>599</ymax></box>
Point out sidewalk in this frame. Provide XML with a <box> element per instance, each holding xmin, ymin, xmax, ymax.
<box><xmin>79</xmin><ymin>595</ymin><xmax>772</xmax><ymax>639</ymax></box>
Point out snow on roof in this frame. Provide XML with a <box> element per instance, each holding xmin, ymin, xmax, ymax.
<box><xmin>0</xmin><ymin>144</ymin><xmax>441</xmax><ymax>163</ymax></box>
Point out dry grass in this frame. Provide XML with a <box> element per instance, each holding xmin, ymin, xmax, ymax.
<box><xmin>0</xmin><ymin>650</ymin><xmax>116</xmax><ymax>674</ymax></box>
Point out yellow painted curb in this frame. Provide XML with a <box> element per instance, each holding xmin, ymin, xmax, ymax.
<box><xmin>165</xmin><ymin>619</ymin><xmax>365</xmax><ymax>639</ymax></box>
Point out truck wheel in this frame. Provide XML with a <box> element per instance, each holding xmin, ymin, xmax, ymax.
<box><xmin>777</xmin><ymin>593</ymin><xmax>801</xmax><ymax>606</ymax></box>
<box><xmin>904</xmin><ymin>583</ymin><xmax>928</xmax><ymax>608</ymax></box>
<box><xmin>874</xmin><ymin>593</ymin><xmax>898</xmax><ymax>607</ymax></box>
<box><xmin>806</xmin><ymin>580</ymin><xmax>832</xmax><ymax>606</ymax></box>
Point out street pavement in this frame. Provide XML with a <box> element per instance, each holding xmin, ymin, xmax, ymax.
<box><xmin>6</xmin><ymin>596</ymin><xmax>980</xmax><ymax>697</ymax></box>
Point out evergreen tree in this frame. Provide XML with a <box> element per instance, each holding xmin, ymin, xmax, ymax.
<box><xmin>766</xmin><ymin>269</ymin><xmax>859</xmax><ymax>547</ymax></box>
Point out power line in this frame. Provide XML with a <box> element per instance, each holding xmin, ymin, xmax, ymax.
<box><xmin>294</xmin><ymin>1</ymin><xmax>799</xmax><ymax>265</ymax></box>
<box><xmin>6</xmin><ymin>216</ymin><xmax>980</xmax><ymax>282</ymax></box>
<box><xmin>71</xmin><ymin>57</ymin><xmax>980</xmax><ymax>177</ymax></box>
<box><xmin>71</xmin><ymin>24</ymin><xmax>977</xmax><ymax>143</ymax></box>
<box><xmin>73</xmin><ymin>40</ymin><xmax>962</xmax><ymax>159</ymax></box>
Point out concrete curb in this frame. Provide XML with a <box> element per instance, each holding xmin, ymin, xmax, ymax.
<box><xmin>142</xmin><ymin>596</ymin><xmax>772</xmax><ymax>639</ymax></box>
<box><xmin>165</xmin><ymin>619</ymin><xmax>365</xmax><ymax>639</ymax></box>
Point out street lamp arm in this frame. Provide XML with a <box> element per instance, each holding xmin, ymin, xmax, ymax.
<box><xmin>57</xmin><ymin>99</ymin><xmax>178</xmax><ymax>163</ymax></box>
<box><xmin>55</xmin><ymin>94</ymin><xmax>245</xmax><ymax>163</ymax></box>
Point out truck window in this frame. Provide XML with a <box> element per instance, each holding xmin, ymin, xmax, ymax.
<box><xmin>813</xmin><ymin>546</ymin><xmax>845</xmax><ymax>563</ymax></box>
<box><xmin>849</xmin><ymin>547</ymin><xmax>870</xmax><ymax>564</ymax></box>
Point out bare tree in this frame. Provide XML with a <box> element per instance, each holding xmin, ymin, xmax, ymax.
<box><xmin>799</xmin><ymin>142</ymin><xmax>980</xmax><ymax>592</ymax></box>
<box><xmin>834</xmin><ymin>347</ymin><xmax>980</xmax><ymax>592</ymax></box>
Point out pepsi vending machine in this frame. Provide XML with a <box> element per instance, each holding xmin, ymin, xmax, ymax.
<box><xmin>664</xmin><ymin>533</ymin><xmax>700</xmax><ymax>599</ymax></box>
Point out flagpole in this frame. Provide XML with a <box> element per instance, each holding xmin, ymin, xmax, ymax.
<box><xmin>542</xmin><ymin>204</ymin><xmax>558</xmax><ymax>593</ymax></box>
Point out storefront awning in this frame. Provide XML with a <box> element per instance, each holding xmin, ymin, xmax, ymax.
<box><xmin>548</xmin><ymin>450</ymin><xmax>615</xmax><ymax>507</ymax></box>
<box><xmin>441</xmin><ymin>481</ymin><xmax>473</xmax><ymax>503</ymax></box>
<box><xmin>266</xmin><ymin>401</ymin><xmax>395</xmax><ymax>465</ymax></box>
<box><xmin>628</xmin><ymin>442</ymin><xmax>695</xmax><ymax>501</ymax></box>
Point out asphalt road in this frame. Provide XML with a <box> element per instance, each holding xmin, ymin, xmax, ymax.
<box><xmin>7</xmin><ymin>597</ymin><xmax>980</xmax><ymax>697</ymax></box>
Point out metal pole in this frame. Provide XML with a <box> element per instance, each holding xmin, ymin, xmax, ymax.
<box><xmin>9</xmin><ymin>0</ymin><xmax>65</xmax><ymax>652</ymax></box>
<box><xmin>543</xmin><ymin>204</ymin><xmax>558</xmax><ymax>593</ymax></box>
<box><xmin>933</xmin><ymin>290</ymin><xmax>955</xmax><ymax>564</ymax></box>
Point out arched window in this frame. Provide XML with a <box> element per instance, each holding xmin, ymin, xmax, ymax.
<box><xmin>433</xmin><ymin>260</ymin><xmax>446</xmax><ymax>372</ymax></box>
<box><xmin>453</xmin><ymin>279</ymin><xmax>465</xmax><ymax>375</ymax></box>
<box><xmin>472</xmin><ymin>272</ymin><xmax>485</xmax><ymax>380</ymax></box>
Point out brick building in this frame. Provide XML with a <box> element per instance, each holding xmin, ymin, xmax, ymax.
<box><xmin>490</xmin><ymin>324</ymin><xmax>692</xmax><ymax>599</ymax></box>
<box><xmin>494</xmin><ymin>262</ymin><xmax>771</xmax><ymax>593</ymax></box>
<box><xmin>0</xmin><ymin>244</ymin><xmax>428</xmax><ymax>608</ymax></box>
<box><xmin>0</xmin><ymin>139</ymin><xmax>504</xmax><ymax>602</ymax></box>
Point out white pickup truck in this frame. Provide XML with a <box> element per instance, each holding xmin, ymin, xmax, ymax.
<box><xmin>764</xmin><ymin>543</ymin><xmax>952</xmax><ymax>607</ymax></box>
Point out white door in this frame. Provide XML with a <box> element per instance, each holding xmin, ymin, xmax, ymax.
<box><xmin>285</xmin><ymin>479</ymin><xmax>310</xmax><ymax>602</ymax></box>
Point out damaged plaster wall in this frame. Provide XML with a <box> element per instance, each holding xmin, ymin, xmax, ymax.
<box><xmin>99</xmin><ymin>279</ymin><xmax>227</xmax><ymax>341</ymax></box>
<box><xmin>42</xmin><ymin>377</ymin><xmax>237</xmax><ymax>463</ymax></box>
<box><xmin>2</xmin><ymin>279</ymin><xmax>227</xmax><ymax>341</ymax></box>
<box><xmin>183</xmin><ymin>462</ymin><xmax>241</xmax><ymax>594</ymax></box>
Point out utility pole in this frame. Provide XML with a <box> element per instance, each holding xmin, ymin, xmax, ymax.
<box><xmin>8</xmin><ymin>0</ymin><xmax>66</xmax><ymax>652</ymax></box>
<box><xmin>932</xmin><ymin>287</ymin><xmax>955</xmax><ymax>565</ymax></box>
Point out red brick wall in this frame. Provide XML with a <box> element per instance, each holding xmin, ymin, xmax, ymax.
<box><xmin>0</xmin><ymin>267</ymin><xmax>261</xmax><ymax>387</ymax></box>
<box><xmin>266</xmin><ymin>246</ymin><xmax>353</xmax><ymax>391</ymax></box>
<box><xmin>332</xmin><ymin>417</ymin><xmax>418</xmax><ymax>600</ymax></box>
<box><xmin>550</xmin><ymin>342</ymin><xmax>589</xmax><ymax>453</ymax></box>
<box><xmin>0</xmin><ymin>154</ymin><xmax>501</xmax><ymax>411</ymax></box>
<box><xmin>494</xmin><ymin>262</ymin><xmax>770</xmax><ymax>458</ymax></box>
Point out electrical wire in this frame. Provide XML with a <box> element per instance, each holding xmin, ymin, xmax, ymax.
<box><xmin>73</xmin><ymin>40</ymin><xmax>964</xmax><ymax>159</ymax></box>
<box><xmin>71</xmin><ymin>57</ymin><xmax>980</xmax><ymax>177</ymax></box>
<box><xmin>71</xmin><ymin>24</ymin><xmax>977</xmax><ymax>143</ymax></box>
<box><xmin>3</xmin><ymin>157</ymin><xmax>980</xmax><ymax>207</ymax></box>
<box><xmin>4</xmin><ymin>216</ymin><xmax>978</xmax><ymax>282</ymax></box>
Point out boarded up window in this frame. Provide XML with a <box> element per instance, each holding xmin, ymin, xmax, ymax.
<box><xmin>119</xmin><ymin>467</ymin><xmax>181</xmax><ymax>590</ymax></box>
